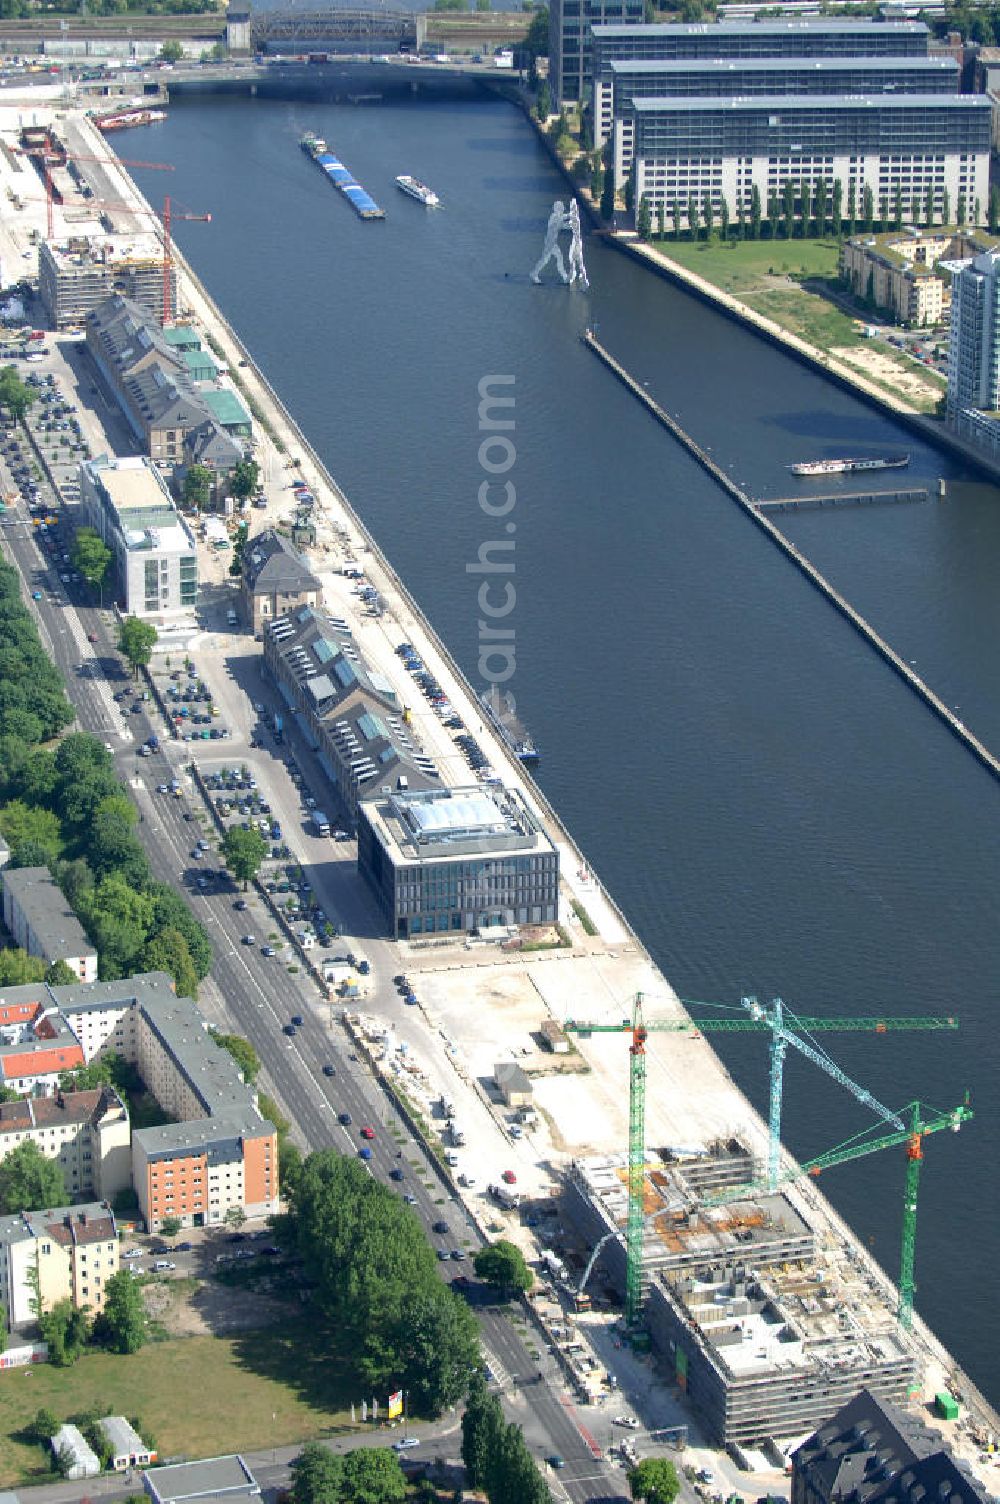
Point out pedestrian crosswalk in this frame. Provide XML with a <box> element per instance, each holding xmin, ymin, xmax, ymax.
<box><xmin>481</xmin><ymin>1347</ymin><xmax>512</xmax><ymax>1392</ymax></box>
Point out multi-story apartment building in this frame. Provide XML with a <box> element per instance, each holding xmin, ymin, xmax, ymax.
<box><xmin>632</xmin><ymin>94</ymin><xmax>990</xmax><ymax>233</ymax></box>
<box><xmin>39</xmin><ymin>233</ymin><xmax>176</xmax><ymax>330</ymax></box>
<box><xmin>591</xmin><ymin>18</ymin><xmax>932</xmax><ymax>148</ymax></box>
<box><xmin>841</xmin><ymin>228</ymin><xmax>987</xmax><ymax>327</ymax></box>
<box><xmin>1</xmin><ymin>865</ymin><xmax>97</xmax><ymax>983</ymax></box>
<box><xmin>945</xmin><ymin>245</ymin><xmax>1000</xmax><ymax>456</ymax></box>
<box><xmin>0</xmin><ymin>974</ymin><xmax>279</xmax><ymax>1244</ymax></box>
<box><xmin>0</xmin><ymin>1203</ymin><xmax>119</xmax><ymax>1329</ymax></box>
<box><xmin>264</xmin><ymin>606</ymin><xmax>440</xmax><ymax>820</ymax></box>
<box><xmin>0</xmin><ymin>1087</ymin><xmax>131</xmax><ymax>1203</ymax></box>
<box><xmin>79</xmin><ymin>455</ymin><xmax>198</xmax><ymax>621</ymax></box>
<box><xmin>606</xmin><ymin>55</ymin><xmax>958</xmax><ymax>185</ymax></box>
<box><xmin>0</xmin><ymin>991</ymin><xmax>85</xmax><ymax>1095</ymax></box>
<box><xmin>358</xmin><ymin>784</ymin><xmax>560</xmax><ymax>939</ymax></box>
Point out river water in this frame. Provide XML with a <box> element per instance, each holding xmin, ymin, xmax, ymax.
<box><xmin>130</xmin><ymin>91</ymin><xmax>1000</xmax><ymax>1405</ymax></box>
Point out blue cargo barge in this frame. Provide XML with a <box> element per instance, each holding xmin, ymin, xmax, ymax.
<box><xmin>300</xmin><ymin>132</ymin><xmax>385</xmax><ymax>220</ymax></box>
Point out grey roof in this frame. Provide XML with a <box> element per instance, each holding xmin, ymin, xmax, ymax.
<box><xmin>609</xmin><ymin>54</ymin><xmax>956</xmax><ymax>74</ymax></box>
<box><xmin>51</xmin><ymin>1425</ymin><xmax>100</xmax><ymax>1474</ymax></box>
<box><xmin>793</xmin><ymin>1389</ymin><xmax>990</xmax><ymax>1504</ymax></box>
<box><xmin>145</xmin><ymin>1454</ymin><xmax>259</xmax><ymax>1504</ymax></box>
<box><xmin>99</xmin><ymin>1417</ymin><xmax>149</xmax><ymax>1457</ymax></box>
<box><xmin>1</xmin><ymin>865</ymin><xmax>95</xmax><ymax>963</ymax></box>
<box><xmin>243</xmin><ymin>529</ymin><xmax>321</xmax><ymax>596</ymax></box>
<box><xmin>633</xmin><ymin>91</ymin><xmax>991</xmax><ymax>111</ymax></box>
<box><xmin>593</xmin><ymin>17</ymin><xmax>928</xmax><ymax>34</ymax></box>
<box><xmin>185</xmin><ymin>419</ymin><xmax>244</xmax><ymax>469</ymax></box>
<box><xmin>88</xmin><ymin>294</ymin><xmax>185</xmax><ymax>379</ymax></box>
<box><xmin>495</xmin><ymin>1061</ymin><xmax>532</xmax><ymax>1094</ymax></box>
<box><xmin>49</xmin><ymin>973</ymin><xmax>275</xmax><ymax>1159</ymax></box>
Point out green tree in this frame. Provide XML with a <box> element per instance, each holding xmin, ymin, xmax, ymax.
<box><xmin>291</xmin><ymin>1443</ymin><xmax>343</xmax><ymax>1504</ymax></box>
<box><xmin>0</xmin><ymin>949</ymin><xmax>46</xmax><ymax>986</ymax></box>
<box><xmin>0</xmin><ymin>1303</ymin><xmax>6</xmax><ymax>1350</ymax></box>
<box><xmin>142</xmin><ymin>926</ymin><xmax>199</xmax><ymax>1000</ymax></box>
<box><xmin>462</xmin><ymin>1372</ymin><xmax>502</xmax><ymax>1490</ymax></box>
<box><xmin>702</xmin><ymin>193</ymin><xmax>714</xmax><ymax>240</ymax></box>
<box><xmin>600</xmin><ymin>170</ymin><xmax>616</xmax><ymax>222</ymax></box>
<box><xmin>340</xmin><ymin>1448</ymin><xmax>406</xmax><ymax>1504</ymax></box>
<box><xmin>473</xmin><ymin>1239</ymin><xmax>533</xmax><ymax>1297</ymax></box>
<box><xmin>814</xmin><ymin>177</ymin><xmax>827</xmax><ymax>237</ymax></box>
<box><xmin>766</xmin><ymin>189</ymin><xmax>779</xmax><ymax>241</ymax></box>
<box><xmin>636</xmin><ymin>194</ymin><xmax>652</xmax><ymax>240</ymax></box>
<box><xmin>719</xmin><ymin>196</ymin><xmax>729</xmax><ymax>242</ymax></box>
<box><xmin>45</xmin><ymin>960</ymin><xmax>78</xmax><ymax>987</ymax></box>
<box><xmin>943</xmin><ymin>188</ymin><xmax>951</xmax><ymax>228</ymax></box>
<box><xmin>389</xmin><ymin>1283</ymin><xmax>480</xmax><ymax>1414</ymax></box>
<box><xmin>159</xmin><ymin>39</ymin><xmax>183</xmax><ymax>60</ymax></box>
<box><xmin>800</xmin><ymin>178</ymin><xmax>811</xmax><ymax>238</ymax></box>
<box><xmin>0</xmin><ymin>800</ymin><xmax>62</xmax><ymax>865</ymax></box>
<box><xmin>148</xmin><ymin>884</ymin><xmax>213</xmax><ymax>980</ymax></box>
<box><xmin>228</xmin><ymin>458</ymin><xmax>260</xmax><ymax>502</ymax></box>
<box><xmin>749</xmin><ymin>184</ymin><xmax>762</xmax><ymax>241</ymax></box>
<box><xmin>782</xmin><ymin>179</ymin><xmax>795</xmax><ymax>240</ymax></box>
<box><xmin>0</xmin><ymin>365</ymin><xmax>37</xmax><ymax>425</ymax></box>
<box><xmin>117</xmin><ymin>616</ymin><xmax>158</xmax><ymax>677</ymax></box>
<box><xmin>958</xmin><ymin>192</ymin><xmax>967</xmax><ymax>229</ymax></box>
<box><xmin>31</xmin><ymin>1406</ymin><xmax>59</xmax><ymax>1443</ymax></box>
<box><xmin>671</xmin><ymin>198</ymin><xmax>682</xmax><ymax>240</ymax></box>
<box><xmin>523</xmin><ymin>3</ymin><xmax>549</xmax><ymax>57</ymax></box>
<box><xmin>220</xmin><ymin>825</ymin><xmax>268</xmax><ymax>889</ymax></box>
<box><xmin>0</xmin><ymin>1140</ymin><xmax>66</xmax><ymax>1214</ymax></box>
<box><xmin>38</xmin><ymin>1299</ymin><xmax>89</xmax><ymax>1367</ymax></box>
<box><xmin>629</xmin><ymin>1458</ymin><xmax>681</xmax><ymax>1504</ymax></box>
<box><xmin>71</xmin><ymin>528</ymin><xmax>112</xmax><ymax>601</ymax></box>
<box><xmin>687</xmin><ymin>192</ymin><xmax>698</xmax><ymax>240</ymax></box>
<box><xmin>181</xmin><ymin>464</ymin><xmax>213</xmax><ymax>513</ymax></box>
<box><xmin>212</xmin><ymin>1031</ymin><xmax>261</xmax><ymax>1084</ymax></box>
<box><xmin>893</xmin><ymin>184</ymin><xmax>904</xmax><ymax>231</ymax></box>
<box><xmin>96</xmin><ymin>1268</ymin><xmax>148</xmax><ymax>1353</ymax></box>
<box><xmin>225</xmin><ymin>1205</ymin><xmax>247</xmax><ymax>1232</ymax></box>
<box><xmin>590</xmin><ymin>157</ymin><xmax>604</xmax><ymax>201</ymax></box>
<box><xmin>534</xmin><ymin>79</ymin><xmax>551</xmax><ymax>120</ymax></box>
<box><xmin>862</xmin><ymin>185</ymin><xmax>875</xmax><ymax>235</ymax></box>
<box><xmin>160</xmin><ymin>1216</ymin><xmax>182</xmax><ymax>1239</ymax></box>
<box><xmin>832</xmin><ymin>179</ymin><xmax>843</xmax><ymax>240</ymax></box>
<box><xmin>926</xmin><ymin>183</ymin><xmax>936</xmax><ymax>228</ymax></box>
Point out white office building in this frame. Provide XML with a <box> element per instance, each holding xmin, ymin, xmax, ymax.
<box><xmin>79</xmin><ymin>454</ymin><xmax>198</xmax><ymax>620</ymax></box>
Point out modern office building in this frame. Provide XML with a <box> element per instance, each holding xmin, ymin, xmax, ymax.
<box><xmin>264</xmin><ymin>606</ymin><xmax>440</xmax><ymax>819</ymax></box>
<box><xmin>358</xmin><ymin>784</ymin><xmax>559</xmax><ymax>938</ymax></box>
<box><xmin>0</xmin><ymin>1087</ymin><xmax>132</xmax><ymax>1202</ymax></box>
<box><xmin>631</xmin><ymin>94</ymin><xmax>990</xmax><ymax>234</ymax></box>
<box><xmin>606</xmin><ymin>55</ymin><xmax>958</xmax><ymax>181</ymax></box>
<box><xmin>1</xmin><ymin>865</ymin><xmax>97</xmax><ymax>982</ymax></box>
<box><xmin>144</xmin><ymin>1455</ymin><xmax>261</xmax><ymax>1504</ymax></box>
<box><xmin>592</xmin><ymin>18</ymin><xmax>931</xmax><ymax>144</ymax></box>
<box><xmin>549</xmin><ymin>0</ymin><xmax>644</xmax><ymax>105</ymax></box>
<box><xmin>0</xmin><ymin>1203</ymin><xmax>119</xmax><ymax>1330</ymax></box>
<box><xmin>39</xmin><ymin>233</ymin><xmax>176</xmax><ymax>329</ymax></box>
<box><xmin>945</xmin><ymin>247</ymin><xmax>1000</xmax><ymax>456</ymax></box>
<box><xmin>792</xmin><ymin>1389</ymin><xmax>990</xmax><ymax>1504</ymax></box>
<box><xmin>79</xmin><ymin>454</ymin><xmax>198</xmax><ymax>620</ymax></box>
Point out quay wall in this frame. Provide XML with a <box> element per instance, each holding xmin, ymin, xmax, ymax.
<box><xmin>582</xmin><ymin>328</ymin><xmax>1000</xmax><ymax>785</ymax></box>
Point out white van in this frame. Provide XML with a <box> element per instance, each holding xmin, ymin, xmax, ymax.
<box><xmin>226</xmin><ymin>607</ymin><xmax>238</xmax><ymax>627</ymax></box>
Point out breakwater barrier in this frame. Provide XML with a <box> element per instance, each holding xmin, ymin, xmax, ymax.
<box><xmin>581</xmin><ymin>327</ymin><xmax>1000</xmax><ymax>785</ymax></box>
<box><xmin>757</xmin><ymin>488</ymin><xmax>928</xmax><ymax>515</ymax></box>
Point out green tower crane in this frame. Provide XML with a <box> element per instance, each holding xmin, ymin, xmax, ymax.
<box><xmin>704</xmin><ymin>1096</ymin><xmax>973</xmax><ymax>1328</ymax></box>
<box><xmin>564</xmin><ymin>996</ymin><xmax>960</xmax><ymax>1331</ymax></box>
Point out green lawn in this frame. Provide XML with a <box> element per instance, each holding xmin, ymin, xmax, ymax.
<box><xmin>0</xmin><ymin>1325</ymin><xmax>355</xmax><ymax>1487</ymax></box>
<box><xmin>656</xmin><ymin>235</ymin><xmax>843</xmax><ymax>295</ymax></box>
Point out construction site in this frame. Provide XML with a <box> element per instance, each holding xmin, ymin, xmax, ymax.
<box><xmin>565</xmin><ymin>1143</ymin><xmax>917</xmax><ymax>1449</ymax></box>
<box><xmin>39</xmin><ymin>231</ymin><xmax>174</xmax><ymax>329</ymax></box>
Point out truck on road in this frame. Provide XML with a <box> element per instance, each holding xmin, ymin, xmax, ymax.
<box><xmin>310</xmin><ymin>809</ymin><xmax>331</xmax><ymax>837</ymax></box>
<box><xmin>273</xmin><ymin>712</ymin><xmax>284</xmax><ymax>744</ymax></box>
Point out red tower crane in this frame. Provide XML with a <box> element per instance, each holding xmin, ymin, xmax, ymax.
<box><xmin>17</xmin><ymin>141</ymin><xmax>174</xmax><ymax>240</ymax></box>
<box><xmin>159</xmin><ymin>195</ymin><xmax>212</xmax><ymax>326</ymax></box>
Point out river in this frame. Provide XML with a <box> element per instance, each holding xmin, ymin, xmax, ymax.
<box><xmin>128</xmin><ymin>90</ymin><xmax>1000</xmax><ymax>1406</ymax></box>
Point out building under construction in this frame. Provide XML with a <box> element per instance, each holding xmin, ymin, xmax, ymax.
<box><xmin>566</xmin><ymin>1146</ymin><xmax>916</xmax><ymax>1447</ymax></box>
<box><xmin>39</xmin><ymin>234</ymin><xmax>175</xmax><ymax>329</ymax></box>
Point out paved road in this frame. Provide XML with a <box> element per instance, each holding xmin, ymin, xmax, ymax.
<box><xmin>1</xmin><ymin>470</ymin><xmax>627</xmax><ymax>1503</ymax></box>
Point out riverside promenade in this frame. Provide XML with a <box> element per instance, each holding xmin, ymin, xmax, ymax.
<box><xmin>50</xmin><ymin>109</ymin><xmax>1000</xmax><ymax>1470</ymax></box>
